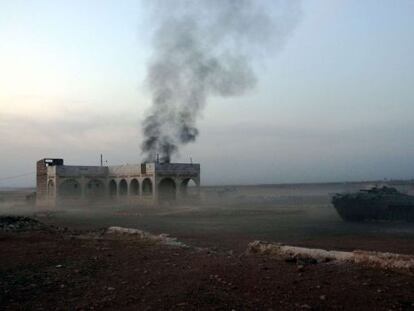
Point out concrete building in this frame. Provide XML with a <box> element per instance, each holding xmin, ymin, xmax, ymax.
<box><xmin>36</xmin><ymin>158</ymin><xmax>200</xmax><ymax>207</ymax></box>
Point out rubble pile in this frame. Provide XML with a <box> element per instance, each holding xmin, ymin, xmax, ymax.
<box><xmin>105</xmin><ymin>226</ymin><xmax>189</xmax><ymax>248</ymax></box>
<box><xmin>247</xmin><ymin>240</ymin><xmax>414</xmax><ymax>273</ymax></box>
<box><xmin>0</xmin><ymin>216</ymin><xmax>46</xmax><ymax>232</ymax></box>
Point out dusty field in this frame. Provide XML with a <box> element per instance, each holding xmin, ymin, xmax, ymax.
<box><xmin>1</xmin><ymin>228</ymin><xmax>414</xmax><ymax>310</ymax></box>
<box><xmin>1</xmin><ymin>183</ymin><xmax>414</xmax><ymax>310</ymax></box>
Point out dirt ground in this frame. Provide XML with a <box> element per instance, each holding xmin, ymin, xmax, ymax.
<box><xmin>1</xmin><ymin>225</ymin><xmax>414</xmax><ymax>310</ymax></box>
<box><xmin>1</xmin><ymin>185</ymin><xmax>414</xmax><ymax>310</ymax></box>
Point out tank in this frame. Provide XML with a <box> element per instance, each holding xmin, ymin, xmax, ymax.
<box><xmin>332</xmin><ymin>186</ymin><xmax>414</xmax><ymax>222</ymax></box>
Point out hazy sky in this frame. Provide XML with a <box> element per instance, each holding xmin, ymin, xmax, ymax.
<box><xmin>1</xmin><ymin>0</ymin><xmax>414</xmax><ymax>187</ymax></box>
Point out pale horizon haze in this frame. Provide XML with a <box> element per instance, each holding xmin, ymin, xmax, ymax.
<box><xmin>1</xmin><ymin>0</ymin><xmax>414</xmax><ymax>187</ymax></box>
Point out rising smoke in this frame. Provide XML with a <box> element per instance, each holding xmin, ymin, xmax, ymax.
<box><xmin>142</xmin><ymin>0</ymin><xmax>301</xmax><ymax>163</ymax></box>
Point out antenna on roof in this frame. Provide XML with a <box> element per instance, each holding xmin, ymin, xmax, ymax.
<box><xmin>190</xmin><ymin>157</ymin><xmax>193</xmax><ymax>164</ymax></box>
<box><xmin>156</xmin><ymin>153</ymin><xmax>160</xmax><ymax>163</ymax></box>
<box><xmin>100</xmin><ymin>154</ymin><xmax>103</xmax><ymax>167</ymax></box>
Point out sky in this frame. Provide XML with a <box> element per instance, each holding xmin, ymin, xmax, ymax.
<box><xmin>1</xmin><ymin>0</ymin><xmax>414</xmax><ymax>187</ymax></box>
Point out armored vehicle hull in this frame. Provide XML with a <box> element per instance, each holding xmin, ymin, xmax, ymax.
<box><xmin>332</xmin><ymin>186</ymin><xmax>414</xmax><ymax>222</ymax></box>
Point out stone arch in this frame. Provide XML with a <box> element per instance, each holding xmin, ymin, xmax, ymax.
<box><xmin>130</xmin><ymin>179</ymin><xmax>139</xmax><ymax>195</ymax></box>
<box><xmin>59</xmin><ymin>179</ymin><xmax>81</xmax><ymax>198</ymax></box>
<box><xmin>119</xmin><ymin>179</ymin><xmax>128</xmax><ymax>196</ymax></box>
<box><xmin>86</xmin><ymin>179</ymin><xmax>105</xmax><ymax>197</ymax></box>
<box><xmin>48</xmin><ymin>180</ymin><xmax>54</xmax><ymax>197</ymax></box>
<box><xmin>109</xmin><ymin>180</ymin><xmax>117</xmax><ymax>197</ymax></box>
<box><xmin>142</xmin><ymin>178</ymin><xmax>153</xmax><ymax>196</ymax></box>
<box><xmin>180</xmin><ymin>178</ymin><xmax>198</xmax><ymax>197</ymax></box>
<box><xmin>158</xmin><ymin>178</ymin><xmax>176</xmax><ymax>201</ymax></box>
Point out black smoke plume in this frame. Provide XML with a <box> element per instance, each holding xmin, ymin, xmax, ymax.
<box><xmin>142</xmin><ymin>0</ymin><xmax>301</xmax><ymax>163</ymax></box>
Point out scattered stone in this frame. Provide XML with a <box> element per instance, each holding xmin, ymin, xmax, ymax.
<box><xmin>105</xmin><ymin>227</ymin><xmax>189</xmax><ymax>248</ymax></box>
<box><xmin>0</xmin><ymin>216</ymin><xmax>48</xmax><ymax>232</ymax></box>
<box><xmin>247</xmin><ymin>241</ymin><xmax>414</xmax><ymax>273</ymax></box>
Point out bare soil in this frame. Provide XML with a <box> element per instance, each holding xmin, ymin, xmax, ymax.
<box><xmin>1</xmin><ymin>185</ymin><xmax>414</xmax><ymax>310</ymax></box>
<box><xmin>1</xmin><ymin>227</ymin><xmax>414</xmax><ymax>310</ymax></box>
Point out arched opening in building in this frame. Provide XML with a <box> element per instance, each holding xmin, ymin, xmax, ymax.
<box><xmin>59</xmin><ymin>179</ymin><xmax>81</xmax><ymax>198</ymax></box>
<box><xmin>48</xmin><ymin>180</ymin><xmax>54</xmax><ymax>197</ymax></box>
<box><xmin>180</xmin><ymin>178</ymin><xmax>198</xmax><ymax>197</ymax></box>
<box><xmin>158</xmin><ymin>178</ymin><xmax>176</xmax><ymax>201</ymax></box>
<box><xmin>86</xmin><ymin>179</ymin><xmax>105</xmax><ymax>198</ymax></box>
<box><xmin>130</xmin><ymin>179</ymin><xmax>139</xmax><ymax>195</ymax></box>
<box><xmin>109</xmin><ymin>180</ymin><xmax>117</xmax><ymax>197</ymax></box>
<box><xmin>119</xmin><ymin>179</ymin><xmax>128</xmax><ymax>196</ymax></box>
<box><xmin>142</xmin><ymin>178</ymin><xmax>153</xmax><ymax>196</ymax></box>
